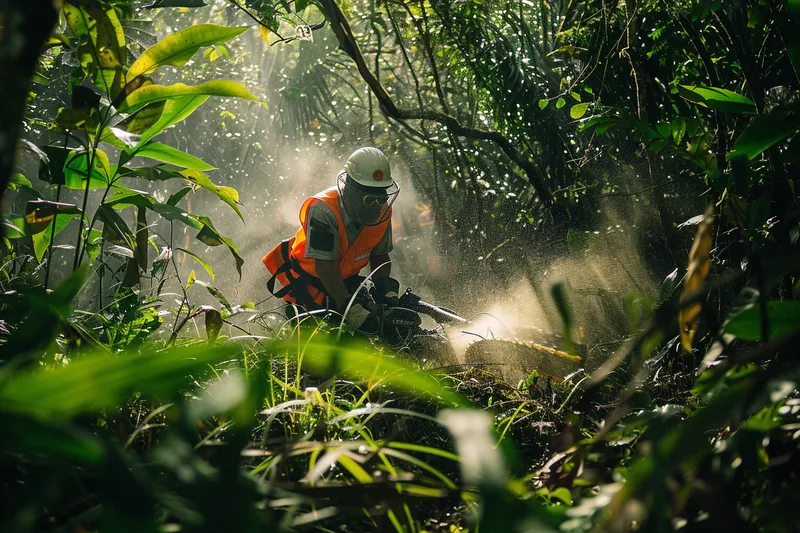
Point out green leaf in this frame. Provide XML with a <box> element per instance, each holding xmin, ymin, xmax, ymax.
<box><xmin>120</xmin><ymin>80</ymin><xmax>261</xmax><ymax>111</ymax></box>
<box><xmin>556</xmin><ymin>97</ymin><xmax>566</xmax><ymax>109</ymax></box>
<box><xmin>537</xmin><ymin>99</ymin><xmax>549</xmax><ymax>110</ymax></box>
<box><xmin>126</xmin><ymin>24</ymin><xmax>249</xmax><ymax>81</ymax></box>
<box><xmin>671</xmin><ymin>117</ymin><xmax>687</xmax><ymax>145</ymax></box>
<box><xmin>63</xmin><ymin>149</ymin><xmax>112</xmax><ymax>190</ymax></box>
<box><xmin>656</xmin><ymin>122</ymin><xmax>672</xmax><ymax>139</ymax></box>
<box><xmin>3</xmin><ymin>215</ymin><xmax>31</xmax><ymax>239</ymax></box>
<box><xmin>725</xmin><ymin>300</ymin><xmax>800</xmax><ymax>341</ymax></box>
<box><xmin>729</xmin><ymin>113</ymin><xmax>800</xmax><ymax>161</ymax></box>
<box><xmin>122</xmin><ymin>164</ymin><xmax>183</xmax><ymax>182</ymax></box>
<box><xmin>106</xmin><ymin>190</ymin><xmax>202</xmax><ymax>229</ymax></box>
<box><xmin>96</xmin><ymin>204</ymin><xmax>135</xmax><ymax>247</ymax></box>
<box><xmin>100</xmin><ymin>126</ymin><xmax>141</xmax><ymax>150</ymax></box>
<box><xmin>63</xmin><ymin>3</ymin><xmax>127</xmax><ymax>97</ymax></box>
<box><xmin>168</xmin><ymin>186</ymin><xmax>192</xmax><ymax>206</ymax></box>
<box><xmin>132</xmin><ymin>142</ymin><xmax>215</xmax><ymax>171</ymax></box>
<box><xmin>194</xmin><ymin>280</ymin><xmax>232</xmax><ymax>312</ymax></box>
<box><xmin>570</xmin><ymin>91</ymin><xmax>581</xmax><ymax>102</ymax></box>
<box><xmin>33</xmin><ymin>215</ymin><xmax>75</xmax><ymax>263</ymax></box>
<box><xmin>0</xmin><ymin>344</ymin><xmax>240</xmax><ymax>419</ymax></box>
<box><xmin>39</xmin><ymin>146</ymin><xmax>71</xmax><ymax>185</ymax></box>
<box><xmin>570</xmin><ymin>102</ymin><xmax>590</xmax><ymax>120</ymax></box>
<box><xmin>193</xmin><ymin>215</ymin><xmax>244</xmax><ymax>280</ymax></box>
<box><xmin>176</xmin><ymin>247</ymin><xmax>215</xmax><ymax>280</ymax></box>
<box><xmin>180</xmin><ymin>169</ymin><xmax>243</xmax><ymax>221</ymax></box>
<box><xmin>118</xmin><ymin>101</ymin><xmax>166</xmax><ymax>135</ymax></box>
<box><xmin>205</xmin><ymin>308</ymin><xmax>223</xmax><ymax>342</ymax></box>
<box><xmin>8</xmin><ymin>173</ymin><xmax>42</xmax><ymax>198</ymax></box>
<box><xmin>136</xmin><ymin>95</ymin><xmax>209</xmax><ymax>147</ymax></box>
<box><xmin>677</xmin><ymin>85</ymin><xmax>757</xmax><ymax>115</ymax></box>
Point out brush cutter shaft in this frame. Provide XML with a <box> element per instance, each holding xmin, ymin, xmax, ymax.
<box><xmin>413</xmin><ymin>300</ymin><xmax>468</xmax><ymax>324</ymax></box>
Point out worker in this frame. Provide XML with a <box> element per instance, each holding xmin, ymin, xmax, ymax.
<box><xmin>263</xmin><ymin>147</ymin><xmax>401</xmax><ymax>330</ymax></box>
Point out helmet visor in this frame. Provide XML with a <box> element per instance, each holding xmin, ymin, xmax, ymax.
<box><xmin>338</xmin><ymin>172</ymin><xmax>399</xmax><ymax>226</ymax></box>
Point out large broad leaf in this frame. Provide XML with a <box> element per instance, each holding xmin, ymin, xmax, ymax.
<box><xmin>96</xmin><ymin>204</ymin><xmax>135</xmax><ymax>247</ymax></box>
<box><xmin>729</xmin><ymin>112</ymin><xmax>800</xmax><ymax>160</ymax></box>
<box><xmin>121</xmin><ymin>164</ymin><xmax>184</xmax><ymax>182</ymax></box>
<box><xmin>99</xmin><ymin>126</ymin><xmax>141</xmax><ymax>150</ymax></box>
<box><xmin>3</xmin><ymin>215</ymin><xmax>31</xmax><ymax>239</ymax></box>
<box><xmin>194</xmin><ymin>215</ymin><xmax>244</xmax><ymax>280</ymax></box>
<box><xmin>131</xmin><ymin>142</ymin><xmax>215</xmax><ymax>171</ymax></box>
<box><xmin>119</xmin><ymin>80</ymin><xmax>261</xmax><ymax>111</ymax></box>
<box><xmin>0</xmin><ymin>344</ymin><xmax>240</xmax><ymax>419</ymax></box>
<box><xmin>24</xmin><ymin>200</ymin><xmax>82</xmax><ymax>235</ymax></box>
<box><xmin>677</xmin><ymin>85</ymin><xmax>757</xmax><ymax>115</ymax></box>
<box><xmin>118</xmin><ymin>100</ymin><xmax>166</xmax><ymax>135</ymax></box>
<box><xmin>724</xmin><ymin>300</ymin><xmax>800</xmax><ymax>341</ymax></box>
<box><xmin>106</xmin><ymin>189</ymin><xmax>203</xmax><ymax>229</ymax></box>
<box><xmin>8</xmin><ymin>173</ymin><xmax>42</xmax><ymax>198</ymax></box>
<box><xmin>33</xmin><ymin>215</ymin><xmax>76</xmax><ymax>263</ymax></box>
<box><xmin>38</xmin><ymin>145</ymin><xmax>72</xmax><ymax>185</ymax></box>
<box><xmin>63</xmin><ymin>2</ymin><xmax>126</xmax><ymax>97</ymax></box>
<box><xmin>126</xmin><ymin>24</ymin><xmax>249</xmax><ymax>82</ymax></box>
<box><xmin>136</xmin><ymin>95</ymin><xmax>209</xmax><ymax>147</ymax></box>
<box><xmin>63</xmin><ymin>149</ymin><xmax>113</xmax><ymax>190</ymax></box>
<box><xmin>180</xmin><ymin>169</ymin><xmax>243</xmax><ymax>221</ymax></box>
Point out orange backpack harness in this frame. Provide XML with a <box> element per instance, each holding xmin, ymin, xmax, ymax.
<box><xmin>262</xmin><ymin>186</ymin><xmax>391</xmax><ymax>309</ymax></box>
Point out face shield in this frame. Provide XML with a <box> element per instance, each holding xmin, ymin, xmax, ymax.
<box><xmin>337</xmin><ymin>172</ymin><xmax>399</xmax><ymax>226</ymax></box>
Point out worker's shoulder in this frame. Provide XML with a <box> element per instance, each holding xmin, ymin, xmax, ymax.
<box><xmin>307</xmin><ymin>200</ymin><xmax>339</xmax><ymax>229</ymax></box>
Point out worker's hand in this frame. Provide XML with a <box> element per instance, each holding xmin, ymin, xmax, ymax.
<box><xmin>374</xmin><ymin>277</ymin><xmax>400</xmax><ymax>307</ymax></box>
<box><xmin>345</xmin><ymin>302</ymin><xmax>378</xmax><ymax>332</ymax></box>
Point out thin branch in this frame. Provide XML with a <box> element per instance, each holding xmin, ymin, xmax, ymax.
<box><xmin>317</xmin><ymin>0</ymin><xmax>557</xmax><ymax>211</ymax></box>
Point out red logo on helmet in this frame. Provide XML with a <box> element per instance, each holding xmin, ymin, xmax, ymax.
<box><xmin>372</xmin><ymin>170</ymin><xmax>384</xmax><ymax>181</ymax></box>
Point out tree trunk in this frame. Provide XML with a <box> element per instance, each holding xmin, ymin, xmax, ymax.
<box><xmin>0</xmin><ymin>0</ymin><xmax>59</xmax><ymax>227</ymax></box>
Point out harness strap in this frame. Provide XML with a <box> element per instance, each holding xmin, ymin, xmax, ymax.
<box><xmin>266</xmin><ymin>238</ymin><xmax>328</xmax><ymax>309</ymax></box>
<box><xmin>266</xmin><ymin>239</ymin><xmax>294</xmax><ymax>298</ymax></box>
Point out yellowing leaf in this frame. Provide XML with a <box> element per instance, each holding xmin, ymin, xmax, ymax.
<box><xmin>127</xmin><ymin>24</ymin><xmax>249</xmax><ymax>82</ymax></box>
<box><xmin>259</xmin><ymin>25</ymin><xmax>272</xmax><ymax>44</ymax></box>
<box><xmin>119</xmin><ymin>80</ymin><xmax>261</xmax><ymax>111</ymax></box>
<box><xmin>570</xmin><ymin>102</ymin><xmax>590</xmax><ymax>120</ymax></box>
<box><xmin>679</xmin><ymin>206</ymin><xmax>714</xmax><ymax>352</ymax></box>
<box><xmin>185</xmin><ymin>269</ymin><xmax>197</xmax><ymax>290</ymax></box>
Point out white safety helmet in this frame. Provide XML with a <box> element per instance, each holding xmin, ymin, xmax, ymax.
<box><xmin>338</xmin><ymin>147</ymin><xmax>400</xmax><ymax>226</ymax></box>
<box><xmin>344</xmin><ymin>147</ymin><xmax>394</xmax><ymax>188</ymax></box>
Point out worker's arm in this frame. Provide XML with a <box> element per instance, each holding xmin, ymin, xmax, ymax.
<box><xmin>370</xmin><ymin>253</ymin><xmax>391</xmax><ymax>279</ymax></box>
<box><xmin>315</xmin><ymin>258</ymin><xmax>351</xmax><ymax>310</ymax></box>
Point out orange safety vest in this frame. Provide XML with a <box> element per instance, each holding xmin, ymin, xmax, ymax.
<box><xmin>262</xmin><ymin>186</ymin><xmax>391</xmax><ymax>308</ymax></box>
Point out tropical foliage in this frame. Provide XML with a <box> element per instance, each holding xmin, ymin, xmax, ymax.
<box><xmin>1</xmin><ymin>0</ymin><xmax>799</xmax><ymax>532</ymax></box>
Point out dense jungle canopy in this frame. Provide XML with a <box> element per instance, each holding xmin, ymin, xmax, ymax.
<box><xmin>1</xmin><ymin>0</ymin><xmax>800</xmax><ymax>531</ymax></box>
